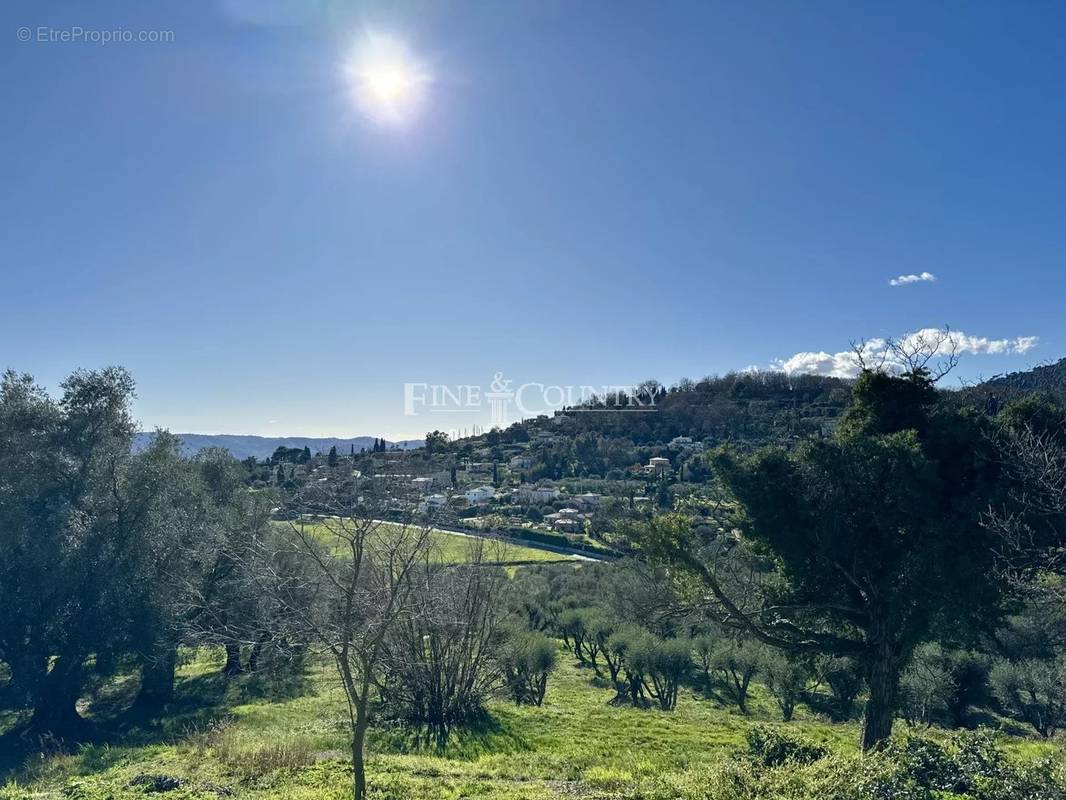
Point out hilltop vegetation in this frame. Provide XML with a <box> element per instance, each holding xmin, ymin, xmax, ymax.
<box><xmin>958</xmin><ymin>357</ymin><xmax>1066</xmax><ymax>405</ymax></box>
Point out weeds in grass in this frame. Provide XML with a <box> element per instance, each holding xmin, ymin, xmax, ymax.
<box><xmin>213</xmin><ymin>735</ymin><xmax>320</xmax><ymax>776</ymax></box>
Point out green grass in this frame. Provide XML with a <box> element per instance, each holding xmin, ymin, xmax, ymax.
<box><xmin>2</xmin><ymin>649</ymin><xmax>1062</xmax><ymax>800</ymax></box>
<box><xmin>289</xmin><ymin>520</ymin><xmax>576</xmax><ymax>565</ymax></box>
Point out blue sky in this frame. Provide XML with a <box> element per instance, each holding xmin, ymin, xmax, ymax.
<box><xmin>3</xmin><ymin>0</ymin><xmax>1064</xmax><ymax>439</ymax></box>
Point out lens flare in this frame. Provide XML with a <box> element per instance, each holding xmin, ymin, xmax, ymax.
<box><xmin>345</xmin><ymin>34</ymin><xmax>430</xmax><ymax>126</ymax></box>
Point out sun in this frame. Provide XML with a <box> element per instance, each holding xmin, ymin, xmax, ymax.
<box><xmin>345</xmin><ymin>34</ymin><xmax>430</xmax><ymax>126</ymax></box>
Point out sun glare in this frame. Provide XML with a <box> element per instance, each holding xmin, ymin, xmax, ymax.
<box><xmin>346</xmin><ymin>34</ymin><xmax>430</xmax><ymax>126</ymax></box>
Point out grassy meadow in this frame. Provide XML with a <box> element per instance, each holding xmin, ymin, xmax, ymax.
<box><xmin>289</xmin><ymin>519</ymin><xmax>578</xmax><ymax>566</ymax></box>
<box><xmin>3</xmin><ymin>644</ymin><xmax>1061</xmax><ymax>800</ymax></box>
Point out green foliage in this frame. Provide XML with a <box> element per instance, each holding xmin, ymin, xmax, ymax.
<box><xmin>627</xmin><ymin>636</ymin><xmax>692</xmax><ymax>710</ymax></box>
<box><xmin>647</xmin><ymin>367</ymin><xmax>1011</xmax><ymax>749</ymax></box>
<box><xmin>745</xmin><ymin>724</ymin><xmax>828</xmax><ymax>766</ymax></box>
<box><xmin>424</xmin><ymin>430</ymin><xmax>449</xmax><ymax>454</ymax></box>
<box><xmin>900</xmin><ymin>643</ymin><xmax>956</xmax><ymax>728</ymax></box>
<box><xmin>500</xmin><ymin>630</ymin><xmax>557</xmax><ymax>706</ymax></box>
<box><xmin>0</xmin><ymin>368</ymin><xmax>216</xmax><ymax>735</ymax></box>
<box><xmin>709</xmin><ymin>638</ymin><xmax>763</xmax><ymax>713</ymax></box>
<box><xmin>761</xmin><ymin>651</ymin><xmax>811</xmax><ymax>721</ymax></box>
<box><xmin>693</xmin><ymin>634</ymin><xmax>716</xmax><ymax>684</ymax></box>
<box><xmin>817</xmin><ymin>656</ymin><xmax>865</xmax><ymax>720</ymax></box>
<box><xmin>991</xmin><ymin>655</ymin><xmax>1066</xmax><ymax>738</ymax></box>
<box><xmin>837</xmin><ymin>368</ymin><xmax>939</xmax><ymax>438</ymax></box>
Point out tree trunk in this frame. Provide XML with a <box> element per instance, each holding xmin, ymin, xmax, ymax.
<box><xmin>781</xmin><ymin>700</ymin><xmax>795</xmax><ymax>722</ymax></box>
<box><xmin>28</xmin><ymin>656</ymin><xmax>88</xmax><ymax>738</ymax></box>
<box><xmin>248</xmin><ymin>633</ymin><xmax>268</xmax><ymax>673</ymax></box>
<box><xmin>352</xmin><ymin>711</ymin><xmax>368</xmax><ymax>800</ymax></box>
<box><xmin>223</xmin><ymin>642</ymin><xmax>244</xmax><ymax>676</ymax></box>
<box><xmin>134</xmin><ymin>644</ymin><xmax>177</xmax><ymax>712</ymax></box>
<box><xmin>861</xmin><ymin>651</ymin><xmax>899</xmax><ymax>750</ymax></box>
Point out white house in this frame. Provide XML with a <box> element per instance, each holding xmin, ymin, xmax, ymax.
<box><xmin>669</xmin><ymin>436</ymin><xmax>705</xmax><ymax>454</ymax></box>
<box><xmin>574</xmin><ymin>492</ymin><xmax>602</xmax><ymax>511</ymax></box>
<box><xmin>545</xmin><ymin>508</ymin><xmax>586</xmax><ymax>532</ymax></box>
<box><xmin>464</xmin><ymin>485</ymin><xmax>496</xmax><ymax>504</ymax></box>
<box><xmin>516</xmin><ymin>484</ymin><xmax>560</xmax><ymax>504</ymax></box>
<box><xmin>418</xmin><ymin>493</ymin><xmax>448</xmax><ymax>513</ymax></box>
<box><xmin>644</xmin><ymin>457</ymin><xmax>671</xmax><ymax>477</ymax></box>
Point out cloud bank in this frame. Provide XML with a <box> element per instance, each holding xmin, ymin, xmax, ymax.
<box><xmin>889</xmin><ymin>271</ymin><xmax>937</xmax><ymax>286</ymax></box>
<box><xmin>773</xmin><ymin>328</ymin><xmax>1038</xmax><ymax>379</ymax></box>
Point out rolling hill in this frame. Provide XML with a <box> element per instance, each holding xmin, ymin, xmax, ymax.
<box><xmin>970</xmin><ymin>357</ymin><xmax>1066</xmax><ymax>401</ymax></box>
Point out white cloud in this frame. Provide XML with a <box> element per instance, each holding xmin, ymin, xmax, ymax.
<box><xmin>775</xmin><ymin>351</ymin><xmax>860</xmax><ymax>379</ymax></box>
<box><xmin>1013</xmin><ymin>336</ymin><xmax>1039</xmax><ymax>354</ymax></box>
<box><xmin>773</xmin><ymin>328</ymin><xmax>1038</xmax><ymax>379</ymax></box>
<box><xmin>889</xmin><ymin>271</ymin><xmax>937</xmax><ymax>286</ymax></box>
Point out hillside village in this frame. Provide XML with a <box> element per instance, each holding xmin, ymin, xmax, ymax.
<box><xmin>236</xmin><ymin>366</ymin><xmax>1055</xmax><ymax>559</ymax></box>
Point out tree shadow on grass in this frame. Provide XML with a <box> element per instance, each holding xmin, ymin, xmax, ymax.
<box><xmin>693</xmin><ymin>675</ymin><xmax>741</xmax><ymax>711</ymax></box>
<box><xmin>0</xmin><ymin>663</ymin><xmax>313</xmax><ymax>782</ymax></box>
<box><xmin>802</xmin><ymin>689</ymin><xmax>859</xmax><ymax>723</ymax></box>
<box><xmin>373</xmin><ymin>709</ymin><xmax>532</xmax><ymax>760</ymax></box>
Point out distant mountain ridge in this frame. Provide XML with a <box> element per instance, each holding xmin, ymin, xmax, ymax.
<box><xmin>133</xmin><ymin>433</ymin><xmax>424</xmax><ymax>460</ymax></box>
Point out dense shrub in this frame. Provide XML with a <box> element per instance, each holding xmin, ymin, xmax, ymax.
<box><xmin>708</xmin><ymin>729</ymin><xmax>1066</xmax><ymax>800</ymax></box>
<box><xmin>745</xmin><ymin>725</ymin><xmax>828</xmax><ymax>767</ymax></box>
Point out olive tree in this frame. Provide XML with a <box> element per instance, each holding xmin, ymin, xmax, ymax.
<box><xmin>709</xmin><ymin>638</ymin><xmax>762</xmax><ymax>713</ymax></box>
<box><xmin>991</xmin><ymin>655</ymin><xmax>1066</xmax><ymax>738</ymax></box>
<box><xmin>899</xmin><ymin>643</ymin><xmax>955</xmax><ymax>728</ymax></box>
<box><xmin>761</xmin><ymin>650</ymin><xmax>810</xmax><ymax>721</ymax></box>
<box><xmin>0</xmin><ymin>368</ymin><xmax>181</xmax><ymax>738</ymax></box>
<box><xmin>501</xmin><ymin>629</ymin><xmax>557</xmax><ymax>706</ymax></box>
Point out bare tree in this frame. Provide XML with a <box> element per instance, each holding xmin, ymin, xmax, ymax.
<box><xmin>985</xmin><ymin>419</ymin><xmax>1066</xmax><ymax>600</ymax></box>
<box><xmin>887</xmin><ymin>328</ymin><xmax>960</xmax><ymax>381</ymax></box>
<box><xmin>850</xmin><ymin>326</ymin><xmax>960</xmax><ymax>383</ymax></box>
<box><xmin>246</xmin><ymin>478</ymin><xmax>434</xmax><ymax>800</ymax></box>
